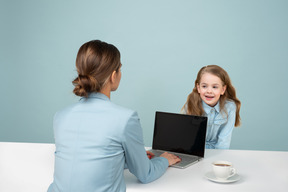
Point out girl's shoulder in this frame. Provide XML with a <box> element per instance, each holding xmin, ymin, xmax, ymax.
<box><xmin>224</xmin><ymin>100</ymin><xmax>236</xmax><ymax>111</ymax></box>
<box><xmin>180</xmin><ymin>103</ymin><xmax>188</xmax><ymax>114</ymax></box>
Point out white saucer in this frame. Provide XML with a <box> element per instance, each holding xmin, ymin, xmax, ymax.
<box><xmin>205</xmin><ymin>171</ymin><xmax>241</xmax><ymax>183</ymax></box>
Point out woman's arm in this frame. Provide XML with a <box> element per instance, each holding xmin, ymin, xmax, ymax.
<box><xmin>122</xmin><ymin>112</ymin><xmax>169</xmax><ymax>184</ymax></box>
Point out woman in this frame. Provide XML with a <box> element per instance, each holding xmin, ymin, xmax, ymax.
<box><xmin>48</xmin><ymin>40</ymin><xmax>180</xmax><ymax>192</ymax></box>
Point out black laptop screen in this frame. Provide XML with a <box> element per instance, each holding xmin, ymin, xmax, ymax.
<box><xmin>152</xmin><ymin>111</ymin><xmax>207</xmax><ymax>157</ymax></box>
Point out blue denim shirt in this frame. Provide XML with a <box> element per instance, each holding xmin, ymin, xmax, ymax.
<box><xmin>202</xmin><ymin>100</ymin><xmax>236</xmax><ymax>149</ymax></box>
<box><xmin>182</xmin><ymin>100</ymin><xmax>236</xmax><ymax>149</ymax></box>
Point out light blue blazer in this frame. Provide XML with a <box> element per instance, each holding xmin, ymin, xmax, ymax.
<box><xmin>48</xmin><ymin>93</ymin><xmax>168</xmax><ymax>192</ymax></box>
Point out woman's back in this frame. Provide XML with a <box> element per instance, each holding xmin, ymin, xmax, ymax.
<box><xmin>51</xmin><ymin>93</ymin><xmax>134</xmax><ymax>191</ymax></box>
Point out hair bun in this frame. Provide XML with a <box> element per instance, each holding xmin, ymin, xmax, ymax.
<box><xmin>73</xmin><ymin>74</ymin><xmax>100</xmax><ymax>97</ymax></box>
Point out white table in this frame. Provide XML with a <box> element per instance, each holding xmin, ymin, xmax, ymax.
<box><xmin>0</xmin><ymin>142</ymin><xmax>55</xmax><ymax>192</ymax></box>
<box><xmin>0</xmin><ymin>142</ymin><xmax>287</xmax><ymax>192</ymax></box>
<box><xmin>125</xmin><ymin>149</ymin><xmax>288</xmax><ymax>192</ymax></box>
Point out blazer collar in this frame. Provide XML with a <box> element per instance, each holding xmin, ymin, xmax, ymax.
<box><xmin>80</xmin><ymin>92</ymin><xmax>110</xmax><ymax>101</ymax></box>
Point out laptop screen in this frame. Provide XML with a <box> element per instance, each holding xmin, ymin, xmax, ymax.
<box><xmin>152</xmin><ymin>111</ymin><xmax>207</xmax><ymax>157</ymax></box>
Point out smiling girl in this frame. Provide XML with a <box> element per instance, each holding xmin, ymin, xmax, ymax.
<box><xmin>182</xmin><ymin>65</ymin><xmax>241</xmax><ymax>149</ymax></box>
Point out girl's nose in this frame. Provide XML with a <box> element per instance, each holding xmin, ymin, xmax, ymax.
<box><xmin>207</xmin><ymin>87</ymin><xmax>212</xmax><ymax>93</ymax></box>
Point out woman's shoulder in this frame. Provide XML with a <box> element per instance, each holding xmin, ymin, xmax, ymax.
<box><xmin>54</xmin><ymin>99</ymin><xmax>136</xmax><ymax>120</ymax></box>
<box><xmin>110</xmin><ymin>102</ymin><xmax>136</xmax><ymax>116</ymax></box>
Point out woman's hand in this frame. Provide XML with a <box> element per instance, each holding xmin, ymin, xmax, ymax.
<box><xmin>146</xmin><ymin>151</ymin><xmax>155</xmax><ymax>159</ymax></box>
<box><xmin>160</xmin><ymin>152</ymin><xmax>181</xmax><ymax>166</ymax></box>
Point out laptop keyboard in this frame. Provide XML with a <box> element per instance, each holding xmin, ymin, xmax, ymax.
<box><xmin>149</xmin><ymin>149</ymin><xmax>200</xmax><ymax>167</ymax></box>
<box><xmin>174</xmin><ymin>154</ymin><xmax>199</xmax><ymax>167</ymax></box>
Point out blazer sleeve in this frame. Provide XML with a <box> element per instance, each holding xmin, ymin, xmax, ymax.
<box><xmin>121</xmin><ymin>111</ymin><xmax>169</xmax><ymax>184</ymax></box>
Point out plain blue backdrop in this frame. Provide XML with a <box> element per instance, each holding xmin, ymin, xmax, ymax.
<box><xmin>1</xmin><ymin>0</ymin><xmax>287</xmax><ymax>151</ymax></box>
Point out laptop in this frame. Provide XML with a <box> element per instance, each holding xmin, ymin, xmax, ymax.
<box><xmin>149</xmin><ymin>111</ymin><xmax>207</xmax><ymax>169</ymax></box>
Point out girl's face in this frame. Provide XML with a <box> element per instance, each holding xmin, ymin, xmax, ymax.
<box><xmin>197</xmin><ymin>72</ymin><xmax>226</xmax><ymax>107</ymax></box>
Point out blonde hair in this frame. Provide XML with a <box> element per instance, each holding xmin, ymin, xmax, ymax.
<box><xmin>72</xmin><ymin>40</ymin><xmax>121</xmax><ymax>97</ymax></box>
<box><xmin>183</xmin><ymin>65</ymin><xmax>241</xmax><ymax>127</ymax></box>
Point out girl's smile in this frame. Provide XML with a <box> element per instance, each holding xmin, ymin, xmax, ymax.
<box><xmin>205</xmin><ymin>95</ymin><xmax>214</xmax><ymax>100</ymax></box>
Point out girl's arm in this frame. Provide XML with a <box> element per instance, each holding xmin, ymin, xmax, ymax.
<box><xmin>215</xmin><ymin>102</ymin><xmax>237</xmax><ymax>149</ymax></box>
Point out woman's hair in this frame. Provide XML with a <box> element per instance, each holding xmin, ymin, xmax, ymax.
<box><xmin>72</xmin><ymin>40</ymin><xmax>121</xmax><ymax>97</ymax></box>
<box><xmin>183</xmin><ymin>65</ymin><xmax>241</xmax><ymax>127</ymax></box>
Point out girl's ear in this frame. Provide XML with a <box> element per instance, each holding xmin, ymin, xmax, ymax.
<box><xmin>221</xmin><ymin>85</ymin><xmax>227</xmax><ymax>95</ymax></box>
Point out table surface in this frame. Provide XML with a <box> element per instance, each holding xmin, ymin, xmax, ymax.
<box><xmin>0</xmin><ymin>142</ymin><xmax>287</xmax><ymax>192</ymax></box>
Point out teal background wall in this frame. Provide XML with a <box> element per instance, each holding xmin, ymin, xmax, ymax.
<box><xmin>1</xmin><ymin>0</ymin><xmax>287</xmax><ymax>151</ymax></box>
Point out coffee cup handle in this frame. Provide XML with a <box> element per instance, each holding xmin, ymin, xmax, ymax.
<box><xmin>228</xmin><ymin>168</ymin><xmax>237</xmax><ymax>178</ymax></box>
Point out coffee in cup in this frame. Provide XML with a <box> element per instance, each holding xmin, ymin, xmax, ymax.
<box><xmin>212</xmin><ymin>161</ymin><xmax>236</xmax><ymax>180</ymax></box>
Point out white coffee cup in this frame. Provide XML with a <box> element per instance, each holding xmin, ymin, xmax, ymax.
<box><xmin>212</xmin><ymin>161</ymin><xmax>236</xmax><ymax>180</ymax></box>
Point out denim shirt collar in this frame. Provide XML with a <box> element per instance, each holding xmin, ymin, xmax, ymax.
<box><xmin>202</xmin><ymin>101</ymin><xmax>220</xmax><ymax>114</ymax></box>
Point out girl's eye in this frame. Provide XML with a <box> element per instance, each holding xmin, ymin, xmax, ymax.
<box><xmin>213</xmin><ymin>86</ymin><xmax>218</xmax><ymax>89</ymax></box>
<box><xmin>202</xmin><ymin>85</ymin><xmax>207</xmax><ymax>88</ymax></box>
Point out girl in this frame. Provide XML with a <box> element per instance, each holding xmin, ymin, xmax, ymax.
<box><xmin>48</xmin><ymin>40</ymin><xmax>180</xmax><ymax>192</ymax></box>
<box><xmin>182</xmin><ymin>65</ymin><xmax>241</xmax><ymax>149</ymax></box>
